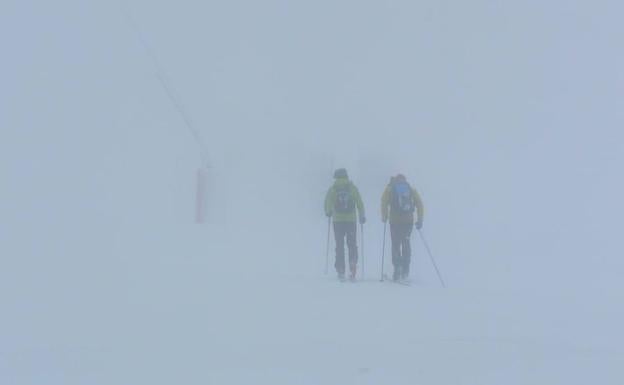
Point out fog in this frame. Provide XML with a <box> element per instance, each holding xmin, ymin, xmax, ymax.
<box><xmin>2</xmin><ymin>0</ymin><xmax>623</xmax><ymax>384</ymax></box>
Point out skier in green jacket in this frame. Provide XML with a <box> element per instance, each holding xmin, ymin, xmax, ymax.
<box><xmin>324</xmin><ymin>168</ymin><xmax>366</xmax><ymax>281</ymax></box>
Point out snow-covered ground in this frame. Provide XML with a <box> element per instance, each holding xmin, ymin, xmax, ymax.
<box><xmin>3</xmin><ymin>220</ymin><xmax>623</xmax><ymax>384</ymax></box>
<box><xmin>2</xmin><ymin>0</ymin><xmax>624</xmax><ymax>384</ymax></box>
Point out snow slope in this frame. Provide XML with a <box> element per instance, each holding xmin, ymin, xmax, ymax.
<box><xmin>4</xmin><ymin>221</ymin><xmax>623</xmax><ymax>384</ymax></box>
<box><xmin>2</xmin><ymin>0</ymin><xmax>624</xmax><ymax>384</ymax></box>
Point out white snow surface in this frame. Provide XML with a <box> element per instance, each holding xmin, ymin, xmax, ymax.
<box><xmin>2</xmin><ymin>0</ymin><xmax>624</xmax><ymax>384</ymax></box>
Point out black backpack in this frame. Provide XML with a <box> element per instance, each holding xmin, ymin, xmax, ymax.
<box><xmin>391</xmin><ymin>181</ymin><xmax>414</xmax><ymax>213</ymax></box>
<box><xmin>334</xmin><ymin>184</ymin><xmax>355</xmax><ymax>213</ymax></box>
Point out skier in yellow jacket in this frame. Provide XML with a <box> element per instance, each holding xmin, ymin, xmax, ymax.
<box><xmin>381</xmin><ymin>174</ymin><xmax>424</xmax><ymax>281</ymax></box>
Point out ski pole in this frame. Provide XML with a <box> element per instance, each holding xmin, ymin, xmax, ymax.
<box><xmin>380</xmin><ymin>222</ymin><xmax>387</xmax><ymax>281</ymax></box>
<box><xmin>325</xmin><ymin>217</ymin><xmax>331</xmax><ymax>275</ymax></box>
<box><xmin>418</xmin><ymin>229</ymin><xmax>446</xmax><ymax>288</ymax></box>
<box><xmin>360</xmin><ymin>223</ymin><xmax>365</xmax><ymax>279</ymax></box>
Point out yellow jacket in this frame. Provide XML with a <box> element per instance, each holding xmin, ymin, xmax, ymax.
<box><xmin>324</xmin><ymin>177</ymin><xmax>365</xmax><ymax>223</ymax></box>
<box><xmin>381</xmin><ymin>182</ymin><xmax>424</xmax><ymax>225</ymax></box>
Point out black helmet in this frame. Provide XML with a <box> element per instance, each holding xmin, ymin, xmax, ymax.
<box><xmin>334</xmin><ymin>168</ymin><xmax>348</xmax><ymax>179</ymax></box>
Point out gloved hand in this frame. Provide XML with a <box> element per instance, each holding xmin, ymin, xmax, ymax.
<box><xmin>415</xmin><ymin>221</ymin><xmax>423</xmax><ymax>230</ymax></box>
<box><xmin>359</xmin><ymin>216</ymin><xmax>366</xmax><ymax>224</ymax></box>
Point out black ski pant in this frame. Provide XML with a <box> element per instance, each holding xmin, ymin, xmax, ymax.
<box><xmin>390</xmin><ymin>223</ymin><xmax>413</xmax><ymax>273</ymax></box>
<box><xmin>333</xmin><ymin>221</ymin><xmax>358</xmax><ymax>274</ymax></box>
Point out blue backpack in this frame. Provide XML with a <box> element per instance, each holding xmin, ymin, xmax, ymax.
<box><xmin>391</xmin><ymin>181</ymin><xmax>414</xmax><ymax>213</ymax></box>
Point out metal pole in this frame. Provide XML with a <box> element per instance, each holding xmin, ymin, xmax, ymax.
<box><xmin>325</xmin><ymin>217</ymin><xmax>331</xmax><ymax>275</ymax></box>
<box><xmin>418</xmin><ymin>230</ymin><xmax>446</xmax><ymax>288</ymax></box>
<box><xmin>380</xmin><ymin>222</ymin><xmax>387</xmax><ymax>281</ymax></box>
<box><xmin>360</xmin><ymin>223</ymin><xmax>365</xmax><ymax>279</ymax></box>
<box><xmin>123</xmin><ymin>4</ymin><xmax>210</xmax><ymax>168</ymax></box>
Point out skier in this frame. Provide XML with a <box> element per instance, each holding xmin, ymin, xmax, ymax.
<box><xmin>381</xmin><ymin>174</ymin><xmax>424</xmax><ymax>281</ymax></box>
<box><xmin>324</xmin><ymin>168</ymin><xmax>366</xmax><ymax>281</ymax></box>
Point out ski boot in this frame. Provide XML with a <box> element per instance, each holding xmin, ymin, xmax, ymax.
<box><xmin>392</xmin><ymin>266</ymin><xmax>402</xmax><ymax>281</ymax></box>
<box><xmin>401</xmin><ymin>265</ymin><xmax>410</xmax><ymax>280</ymax></box>
<box><xmin>349</xmin><ymin>263</ymin><xmax>357</xmax><ymax>282</ymax></box>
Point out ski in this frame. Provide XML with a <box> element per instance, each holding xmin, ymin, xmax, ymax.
<box><xmin>381</xmin><ymin>274</ymin><xmax>412</xmax><ymax>286</ymax></box>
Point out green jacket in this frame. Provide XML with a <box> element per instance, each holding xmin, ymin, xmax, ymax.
<box><xmin>381</xmin><ymin>183</ymin><xmax>424</xmax><ymax>225</ymax></box>
<box><xmin>324</xmin><ymin>177</ymin><xmax>365</xmax><ymax>223</ymax></box>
